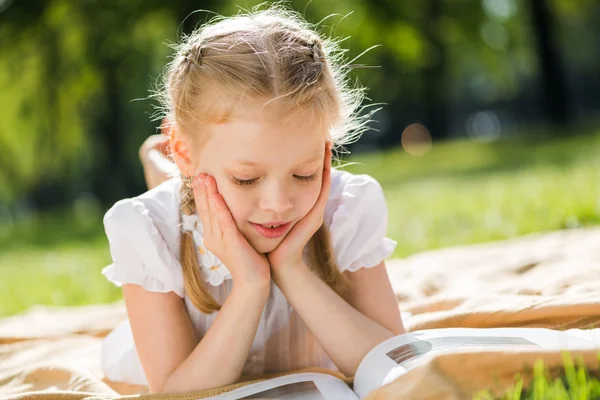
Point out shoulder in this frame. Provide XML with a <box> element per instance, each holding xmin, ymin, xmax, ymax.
<box><xmin>104</xmin><ymin>177</ymin><xmax>181</xmax><ymax>235</ymax></box>
<box><xmin>324</xmin><ymin>168</ymin><xmax>386</xmax><ymax>223</ymax></box>
<box><xmin>324</xmin><ymin>168</ymin><xmax>397</xmax><ymax>272</ymax></box>
<box><xmin>102</xmin><ymin>178</ymin><xmax>185</xmax><ymax>297</ymax></box>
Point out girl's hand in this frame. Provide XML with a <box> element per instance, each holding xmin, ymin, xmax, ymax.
<box><xmin>267</xmin><ymin>142</ymin><xmax>332</xmax><ymax>271</ymax></box>
<box><xmin>193</xmin><ymin>174</ymin><xmax>271</xmax><ymax>289</ymax></box>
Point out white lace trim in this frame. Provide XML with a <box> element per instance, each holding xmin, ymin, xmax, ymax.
<box><xmin>181</xmin><ymin>213</ymin><xmax>232</xmax><ymax>286</ymax></box>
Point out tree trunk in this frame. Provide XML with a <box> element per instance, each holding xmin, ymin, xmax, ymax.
<box><xmin>527</xmin><ymin>0</ymin><xmax>571</xmax><ymax>126</ymax></box>
<box><xmin>422</xmin><ymin>0</ymin><xmax>448</xmax><ymax>139</ymax></box>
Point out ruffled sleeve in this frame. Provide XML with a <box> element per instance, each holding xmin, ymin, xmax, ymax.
<box><xmin>327</xmin><ymin>171</ymin><xmax>397</xmax><ymax>273</ymax></box>
<box><xmin>101</xmin><ymin>198</ymin><xmax>185</xmax><ymax>297</ymax></box>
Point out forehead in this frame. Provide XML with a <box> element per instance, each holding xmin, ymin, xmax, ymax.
<box><xmin>203</xmin><ymin>100</ymin><xmax>327</xmax><ymax>167</ymax></box>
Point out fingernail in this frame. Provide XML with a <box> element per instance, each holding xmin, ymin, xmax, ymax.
<box><xmin>194</xmin><ymin>176</ymin><xmax>203</xmax><ymax>188</ymax></box>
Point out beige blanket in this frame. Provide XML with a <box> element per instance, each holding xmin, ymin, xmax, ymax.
<box><xmin>2</xmin><ymin>227</ymin><xmax>600</xmax><ymax>400</ymax></box>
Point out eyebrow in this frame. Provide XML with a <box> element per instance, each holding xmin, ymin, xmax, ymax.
<box><xmin>233</xmin><ymin>156</ymin><xmax>322</xmax><ymax>167</ymax></box>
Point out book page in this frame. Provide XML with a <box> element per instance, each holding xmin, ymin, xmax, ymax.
<box><xmin>353</xmin><ymin>327</ymin><xmax>599</xmax><ymax>399</ymax></box>
<box><xmin>201</xmin><ymin>372</ymin><xmax>358</xmax><ymax>400</ymax></box>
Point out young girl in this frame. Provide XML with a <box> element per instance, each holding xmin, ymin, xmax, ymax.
<box><xmin>101</xmin><ymin>5</ymin><xmax>405</xmax><ymax>394</ymax></box>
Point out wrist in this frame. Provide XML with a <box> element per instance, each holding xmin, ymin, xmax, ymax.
<box><xmin>231</xmin><ymin>275</ymin><xmax>271</xmax><ymax>299</ymax></box>
<box><xmin>271</xmin><ymin>260</ymin><xmax>307</xmax><ymax>282</ymax></box>
<box><xmin>268</xmin><ymin>253</ymin><xmax>304</xmax><ymax>273</ymax></box>
<box><xmin>230</xmin><ymin>264</ymin><xmax>271</xmax><ymax>289</ymax></box>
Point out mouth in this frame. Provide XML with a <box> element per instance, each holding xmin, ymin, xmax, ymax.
<box><xmin>249</xmin><ymin>221</ymin><xmax>292</xmax><ymax>239</ymax></box>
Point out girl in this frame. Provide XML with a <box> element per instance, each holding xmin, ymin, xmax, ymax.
<box><xmin>101</xmin><ymin>5</ymin><xmax>405</xmax><ymax>394</ymax></box>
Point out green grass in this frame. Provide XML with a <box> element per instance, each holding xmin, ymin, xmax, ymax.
<box><xmin>0</xmin><ymin>211</ymin><xmax>120</xmax><ymax>316</ymax></box>
<box><xmin>474</xmin><ymin>353</ymin><xmax>600</xmax><ymax>399</ymax></box>
<box><xmin>344</xmin><ymin>130</ymin><xmax>600</xmax><ymax>257</ymax></box>
<box><xmin>1</xmin><ymin>127</ymin><xmax>600</xmax><ymax>316</ymax></box>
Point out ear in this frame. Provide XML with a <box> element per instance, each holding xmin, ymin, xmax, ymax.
<box><xmin>169</xmin><ymin>125</ymin><xmax>195</xmax><ymax>177</ymax></box>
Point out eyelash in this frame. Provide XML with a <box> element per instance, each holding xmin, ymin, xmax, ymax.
<box><xmin>232</xmin><ymin>174</ymin><xmax>317</xmax><ymax>187</ymax></box>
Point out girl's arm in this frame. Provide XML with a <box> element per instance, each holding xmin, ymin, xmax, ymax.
<box><xmin>124</xmin><ymin>280</ymin><xmax>269</xmax><ymax>394</ymax></box>
<box><xmin>127</xmin><ymin>174</ymin><xmax>271</xmax><ymax>393</ymax></box>
<box><xmin>268</xmin><ymin>143</ymin><xmax>405</xmax><ymax>376</ymax></box>
<box><xmin>271</xmin><ymin>261</ymin><xmax>404</xmax><ymax>377</ymax></box>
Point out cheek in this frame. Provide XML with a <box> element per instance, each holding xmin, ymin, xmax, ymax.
<box><xmin>295</xmin><ymin>183</ymin><xmax>321</xmax><ymax>215</ymax></box>
<box><xmin>215</xmin><ymin>182</ymin><xmax>252</xmax><ymax>223</ymax></box>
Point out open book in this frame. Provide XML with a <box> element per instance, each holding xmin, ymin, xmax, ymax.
<box><xmin>202</xmin><ymin>327</ymin><xmax>599</xmax><ymax>400</ymax></box>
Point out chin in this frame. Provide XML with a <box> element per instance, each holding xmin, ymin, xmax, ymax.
<box><xmin>253</xmin><ymin>239</ymin><xmax>281</xmax><ymax>254</ymax></box>
<box><xmin>247</xmin><ymin>236</ymin><xmax>284</xmax><ymax>254</ymax></box>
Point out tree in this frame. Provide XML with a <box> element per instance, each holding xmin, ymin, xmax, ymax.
<box><xmin>526</xmin><ymin>0</ymin><xmax>571</xmax><ymax>126</ymax></box>
<box><xmin>421</xmin><ymin>0</ymin><xmax>448</xmax><ymax>139</ymax></box>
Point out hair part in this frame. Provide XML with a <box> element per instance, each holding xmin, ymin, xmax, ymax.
<box><xmin>156</xmin><ymin>3</ymin><xmax>372</xmax><ymax>313</ymax></box>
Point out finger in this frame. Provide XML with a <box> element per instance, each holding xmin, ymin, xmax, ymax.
<box><xmin>210</xmin><ymin>192</ymin><xmax>238</xmax><ymax>237</ymax></box>
<box><xmin>290</xmin><ymin>143</ymin><xmax>332</xmax><ymax>237</ymax></box>
<box><xmin>192</xmin><ymin>174</ymin><xmax>211</xmax><ymax>234</ymax></box>
<box><xmin>324</xmin><ymin>141</ymin><xmax>332</xmax><ymax>176</ymax></box>
<box><xmin>204</xmin><ymin>175</ymin><xmax>223</xmax><ymax>238</ymax></box>
<box><xmin>314</xmin><ymin>142</ymin><xmax>332</xmax><ymax>211</ymax></box>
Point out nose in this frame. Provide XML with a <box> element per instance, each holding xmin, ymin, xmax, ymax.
<box><xmin>259</xmin><ymin>180</ymin><xmax>293</xmax><ymax>214</ymax></box>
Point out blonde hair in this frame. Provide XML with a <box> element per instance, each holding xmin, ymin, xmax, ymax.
<box><xmin>156</xmin><ymin>3</ymin><xmax>375</xmax><ymax>313</ymax></box>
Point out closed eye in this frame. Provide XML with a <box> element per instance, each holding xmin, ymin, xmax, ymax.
<box><xmin>232</xmin><ymin>177</ymin><xmax>257</xmax><ymax>187</ymax></box>
<box><xmin>294</xmin><ymin>173</ymin><xmax>317</xmax><ymax>182</ymax></box>
<box><xmin>231</xmin><ymin>173</ymin><xmax>317</xmax><ymax>187</ymax></box>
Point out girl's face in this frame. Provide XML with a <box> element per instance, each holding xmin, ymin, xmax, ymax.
<box><xmin>193</xmin><ymin>100</ymin><xmax>328</xmax><ymax>254</ymax></box>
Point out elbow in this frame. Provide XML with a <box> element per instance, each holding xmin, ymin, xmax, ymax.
<box><xmin>159</xmin><ymin>376</ymin><xmax>188</xmax><ymax>395</ymax></box>
<box><xmin>157</xmin><ymin>380</ymin><xmax>184</xmax><ymax>395</ymax></box>
<box><xmin>159</xmin><ymin>371</ymin><xmax>242</xmax><ymax>394</ymax></box>
<box><xmin>154</xmin><ymin>374</ymin><xmax>180</xmax><ymax>395</ymax></box>
<box><xmin>340</xmin><ymin>351</ymin><xmax>370</xmax><ymax>377</ymax></box>
<box><xmin>377</xmin><ymin>327</ymin><xmax>396</xmax><ymax>345</ymax></box>
<box><xmin>341</xmin><ymin>330</ymin><xmax>396</xmax><ymax>377</ymax></box>
<box><xmin>339</xmin><ymin>363</ymin><xmax>360</xmax><ymax>378</ymax></box>
<box><xmin>149</xmin><ymin>384</ymin><xmax>166</xmax><ymax>395</ymax></box>
<box><xmin>149</xmin><ymin>377</ymin><xmax>171</xmax><ymax>395</ymax></box>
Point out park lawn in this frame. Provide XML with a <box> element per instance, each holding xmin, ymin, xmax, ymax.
<box><xmin>474</xmin><ymin>354</ymin><xmax>600</xmax><ymax>399</ymax></box>
<box><xmin>343</xmin><ymin>130</ymin><xmax>600</xmax><ymax>254</ymax></box>
<box><xmin>1</xmin><ymin>129</ymin><xmax>599</xmax><ymax>316</ymax></box>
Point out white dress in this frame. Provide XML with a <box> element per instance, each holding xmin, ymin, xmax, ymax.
<box><xmin>100</xmin><ymin>168</ymin><xmax>397</xmax><ymax>385</ymax></box>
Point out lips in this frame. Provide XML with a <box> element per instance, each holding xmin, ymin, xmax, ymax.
<box><xmin>250</xmin><ymin>221</ymin><xmax>291</xmax><ymax>239</ymax></box>
<box><xmin>259</xmin><ymin>222</ymin><xmax>287</xmax><ymax>228</ymax></box>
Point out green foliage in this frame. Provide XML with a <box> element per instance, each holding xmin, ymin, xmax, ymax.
<box><xmin>0</xmin><ymin>0</ymin><xmax>179</xmax><ymax>204</ymax></box>
<box><xmin>0</xmin><ymin>0</ymin><xmax>598</xmax><ymax>204</ymax></box>
<box><xmin>474</xmin><ymin>353</ymin><xmax>600</xmax><ymax>400</ymax></box>
<box><xmin>0</xmin><ymin>1</ymin><xmax>102</xmax><ymax>200</ymax></box>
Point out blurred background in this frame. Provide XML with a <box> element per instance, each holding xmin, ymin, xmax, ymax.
<box><xmin>1</xmin><ymin>0</ymin><xmax>599</xmax><ymax>316</ymax></box>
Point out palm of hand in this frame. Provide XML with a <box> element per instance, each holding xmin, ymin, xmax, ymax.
<box><xmin>224</xmin><ymin>228</ymin><xmax>270</xmax><ymax>278</ymax></box>
<box><xmin>193</xmin><ymin>174</ymin><xmax>270</xmax><ymax>286</ymax></box>
<box><xmin>267</xmin><ymin>142</ymin><xmax>332</xmax><ymax>271</ymax></box>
